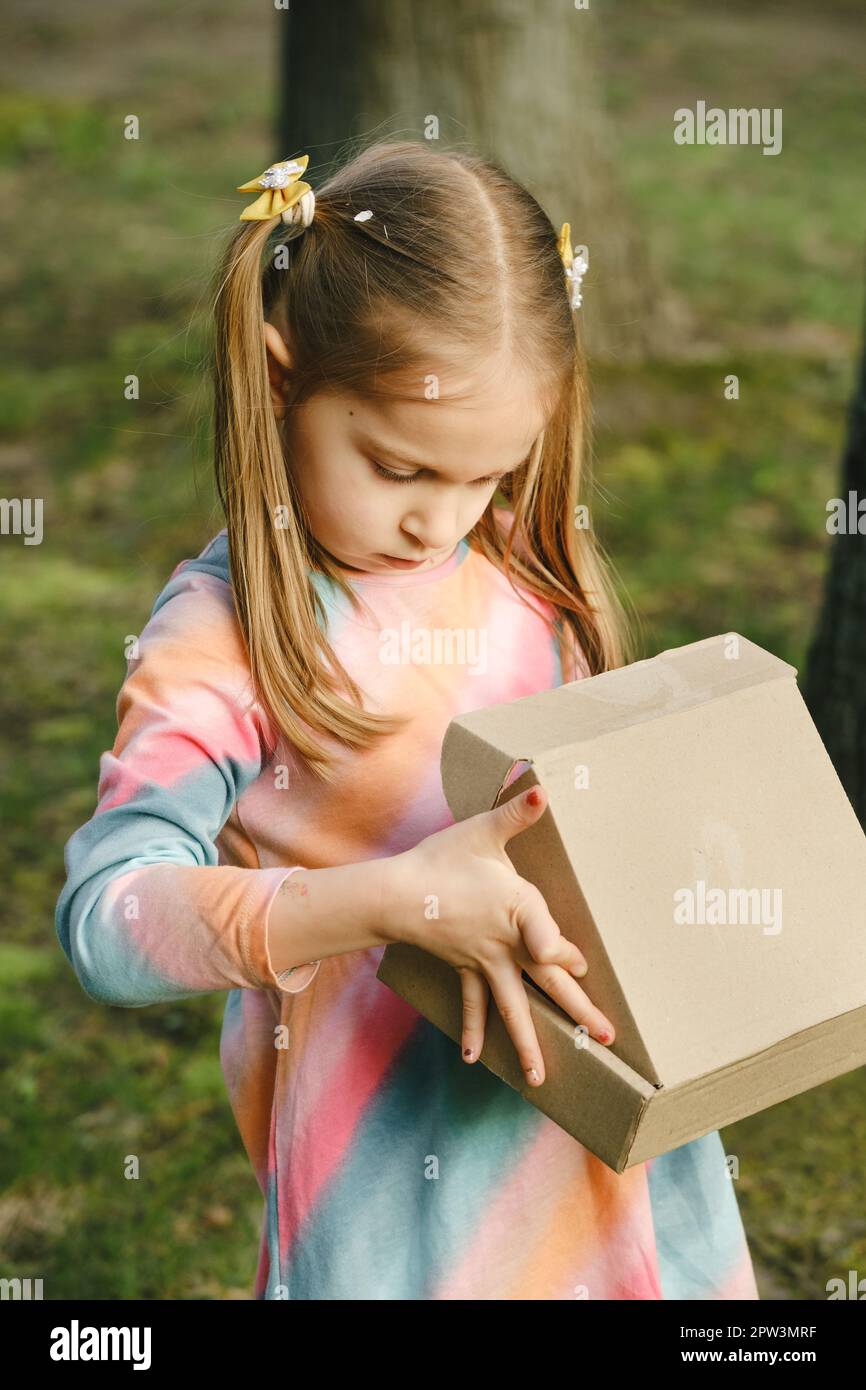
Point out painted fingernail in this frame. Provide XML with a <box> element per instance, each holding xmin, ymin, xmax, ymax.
<box><xmin>527</xmin><ymin>1067</ymin><xmax>540</xmax><ymax>1084</ymax></box>
<box><xmin>463</xmin><ymin>1047</ymin><xmax>475</xmax><ymax>1061</ymax></box>
<box><xmin>595</xmin><ymin>1030</ymin><xmax>612</xmax><ymax>1044</ymax></box>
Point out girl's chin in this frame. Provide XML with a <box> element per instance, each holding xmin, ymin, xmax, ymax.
<box><xmin>322</xmin><ymin>545</ymin><xmax>379</xmax><ymax>574</ymax></box>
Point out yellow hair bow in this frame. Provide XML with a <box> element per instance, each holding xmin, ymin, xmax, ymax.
<box><xmin>236</xmin><ymin>155</ymin><xmax>313</xmax><ymax>223</ymax></box>
<box><xmin>557</xmin><ymin>221</ymin><xmax>589</xmax><ymax>310</ymax></box>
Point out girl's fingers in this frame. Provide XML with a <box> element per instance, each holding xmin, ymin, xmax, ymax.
<box><xmin>513</xmin><ymin>886</ymin><xmax>588</xmax><ymax>977</ymax></box>
<box><xmin>482</xmin><ymin>962</ymin><xmax>547</xmax><ymax>1087</ymax></box>
<box><xmin>520</xmin><ymin>954</ymin><xmax>615</xmax><ymax>1046</ymax></box>
<box><xmin>458</xmin><ymin>967</ymin><xmax>489</xmax><ymax>1064</ymax></box>
<box><xmin>531</xmin><ymin>933</ymin><xmax>588</xmax><ymax>979</ymax></box>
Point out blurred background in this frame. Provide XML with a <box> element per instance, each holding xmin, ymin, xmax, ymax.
<box><xmin>1</xmin><ymin>0</ymin><xmax>864</xmax><ymax>1298</ymax></box>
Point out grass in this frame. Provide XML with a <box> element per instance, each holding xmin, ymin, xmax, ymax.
<box><xmin>1</xmin><ymin>0</ymin><xmax>864</xmax><ymax>1299</ymax></box>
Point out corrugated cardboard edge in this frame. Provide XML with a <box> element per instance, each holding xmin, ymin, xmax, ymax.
<box><xmin>440</xmin><ymin>722</ymin><xmax>528</xmax><ymax>822</ymax></box>
<box><xmin>626</xmin><ymin>999</ymin><xmax>866</xmax><ymax>1165</ymax></box>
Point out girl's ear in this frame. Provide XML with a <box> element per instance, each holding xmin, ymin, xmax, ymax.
<box><xmin>263</xmin><ymin>321</ymin><xmax>294</xmax><ymax>418</ymax></box>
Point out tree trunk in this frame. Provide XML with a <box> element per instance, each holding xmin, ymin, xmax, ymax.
<box><xmin>801</xmin><ymin>290</ymin><xmax>866</xmax><ymax>828</ymax></box>
<box><xmin>275</xmin><ymin>0</ymin><xmax>686</xmax><ymax>363</ymax></box>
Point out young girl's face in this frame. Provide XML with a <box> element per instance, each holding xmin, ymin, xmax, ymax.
<box><xmin>264</xmin><ymin>322</ymin><xmax>548</xmax><ymax>576</ymax></box>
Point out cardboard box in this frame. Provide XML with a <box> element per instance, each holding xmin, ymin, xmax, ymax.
<box><xmin>376</xmin><ymin>633</ymin><xmax>866</xmax><ymax>1172</ymax></box>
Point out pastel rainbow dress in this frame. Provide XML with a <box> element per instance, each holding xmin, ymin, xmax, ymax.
<box><xmin>56</xmin><ymin>517</ymin><xmax>760</xmax><ymax>1300</ymax></box>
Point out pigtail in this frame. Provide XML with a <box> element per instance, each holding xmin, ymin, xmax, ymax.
<box><xmin>211</xmin><ymin>217</ymin><xmax>409</xmax><ymax>784</ymax></box>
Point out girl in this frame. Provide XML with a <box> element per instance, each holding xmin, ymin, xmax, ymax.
<box><xmin>56</xmin><ymin>139</ymin><xmax>759</xmax><ymax>1300</ymax></box>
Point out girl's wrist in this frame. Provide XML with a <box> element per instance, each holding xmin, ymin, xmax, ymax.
<box><xmin>267</xmin><ymin>855</ymin><xmax>411</xmax><ymax>972</ymax></box>
<box><xmin>377</xmin><ymin>849</ymin><xmax>426</xmax><ymax>950</ymax></box>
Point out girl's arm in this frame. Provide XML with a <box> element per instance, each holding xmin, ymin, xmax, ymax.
<box><xmin>54</xmin><ymin>564</ymin><xmax>330</xmax><ymax>1007</ymax></box>
<box><xmin>266</xmin><ymin>857</ymin><xmax>404</xmax><ymax>975</ymax></box>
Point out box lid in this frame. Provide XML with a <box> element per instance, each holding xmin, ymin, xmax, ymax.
<box><xmin>440</xmin><ymin>633</ymin><xmax>866</xmax><ymax>1088</ymax></box>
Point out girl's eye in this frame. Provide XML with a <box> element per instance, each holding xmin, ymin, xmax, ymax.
<box><xmin>371</xmin><ymin>460</ymin><xmax>419</xmax><ymax>485</ymax></box>
<box><xmin>370</xmin><ymin>460</ymin><xmax>498</xmax><ymax>487</ymax></box>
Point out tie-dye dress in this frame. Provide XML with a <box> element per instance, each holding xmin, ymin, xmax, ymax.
<box><xmin>55</xmin><ymin>518</ymin><xmax>760</xmax><ymax>1300</ymax></box>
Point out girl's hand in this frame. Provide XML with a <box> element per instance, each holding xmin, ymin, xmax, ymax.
<box><xmin>386</xmin><ymin>785</ymin><xmax>615</xmax><ymax>1087</ymax></box>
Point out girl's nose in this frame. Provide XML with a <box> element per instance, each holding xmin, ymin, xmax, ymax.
<box><xmin>400</xmin><ymin>504</ymin><xmax>460</xmax><ymax>553</ymax></box>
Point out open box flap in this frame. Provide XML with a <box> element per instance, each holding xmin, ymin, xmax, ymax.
<box><xmin>442</xmin><ymin>634</ymin><xmax>796</xmax><ymax>791</ymax></box>
<box><xmin>441</xmin><ymin>633</ymin><xmax>866</xmax><ymax>1090</ymax></box>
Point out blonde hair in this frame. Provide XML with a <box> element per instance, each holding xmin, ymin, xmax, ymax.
<box><xmin>211</xmin><ymin>138</ymin><xmax>636</xmax><ymax>784</ymax></box>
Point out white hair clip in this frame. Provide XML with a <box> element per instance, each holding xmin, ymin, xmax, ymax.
<box><xmin>557</xmin><ymin>222</ymin><xmax>589</xmax><ymax>310</ymax></box>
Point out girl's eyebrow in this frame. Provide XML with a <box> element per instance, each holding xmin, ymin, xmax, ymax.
<box><xmin>361</xmin><ymin>438</ymin><xmax>532</xmax><ymax>481</ymax></box>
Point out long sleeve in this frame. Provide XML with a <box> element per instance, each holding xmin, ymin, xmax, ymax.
<box><xmin>55</xmin><ymin>560</ymin><xmax>319</xmax><ymax>1007</ymax></box>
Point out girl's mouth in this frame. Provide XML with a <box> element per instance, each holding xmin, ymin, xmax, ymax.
<box><xmin>377</xmin><ymin>553</ymin><xmax>431</xmax><ymax>569</ymax></box>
